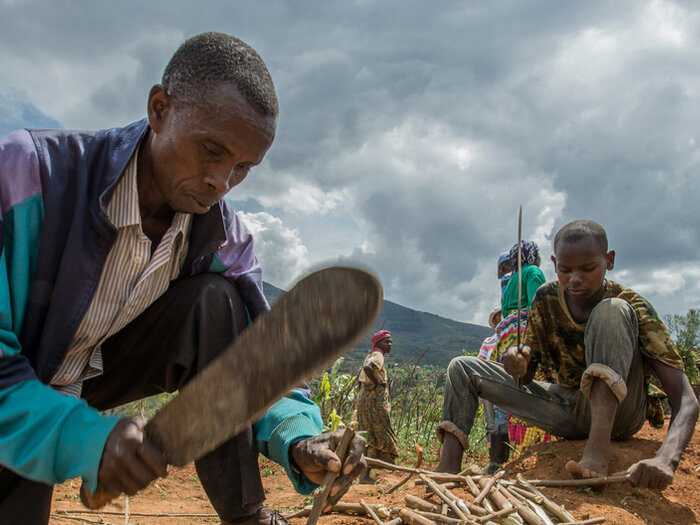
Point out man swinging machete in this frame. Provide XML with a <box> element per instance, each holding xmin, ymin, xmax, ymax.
<box><xmin>0</xmin><ymin>32</ymin><xmax>373</xmax><ymax>525</ymax></box>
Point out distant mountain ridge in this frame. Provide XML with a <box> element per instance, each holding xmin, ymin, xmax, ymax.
<box><xmin>262</xmin><ymin>281</ymin><xmax>492</xmax><ymax>370</ymax></box>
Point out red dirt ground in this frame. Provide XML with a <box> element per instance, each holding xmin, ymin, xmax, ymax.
<box><xmin>50</xmin><ymin>419</ymin><xmax>700</xmax><ymax>525</ymax></box>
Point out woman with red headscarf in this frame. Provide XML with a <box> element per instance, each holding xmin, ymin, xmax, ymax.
<box><xmin>356</xmin><ymin>329</ymin><xmax>399</xmax><ymax>483</ymax></box>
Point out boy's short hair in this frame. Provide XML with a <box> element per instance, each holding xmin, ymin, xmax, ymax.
<box><xmin>553</xmin><ymin>220</ymin><xmax>608</xmax><ymax>253</ymax></box>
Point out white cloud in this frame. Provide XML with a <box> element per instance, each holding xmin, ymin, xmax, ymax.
<box><xmin>237</xmin><ymin>211</ymin><xmax>310</xmax><ymax>289</ymax></box>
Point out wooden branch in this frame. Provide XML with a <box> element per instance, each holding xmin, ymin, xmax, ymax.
<box><xmin>557</xmin><ymin>519</ymin><xmax>606</xmax><ymax>525</ymax></box>
<box><xmin>414</xmin><ymin>510</ymin><xmax>464</xmax><ymax>525</ymax></box>
<box><xmin>52</xmin><ymin>513</ymin><xmax>119</xmax><ymax>525</ymax></box>
<box><xmin>415</xmin><ymin>474</ymin><xmax>469</xmax><ymax>485</ymax></box>
<box><xmin>404</xmin><ymin>494</ymin><xmax>442</xmax><ymax>514</ymax></box>
<box><xmin>458</xmin><ymin>465</ymin><xmax>481</xmax><ymax>476</ymax></box>
<box><xmin>307</xmin><ymin>423</ymin><xmax>357</xmax><ymax>525</ymax></box>
<box><xmin>53</xmin><ymin>509</ymin><xmax>218</xmax><ymax>518</ymax></box>
<box><xmin>509</xmin><ymin>485</ymin><xmax>544</xmax><ymax>504</ymax></box>
<box><xmin>473</xmin><ymin>471</ymin><xmax>503</xmax><ymax>504</ymax></box>
<box><xmin>497</xmin><ymin>486</ymin><xmax>546</xmax><ymax>525</ymax></box>
<box><xmin>386</xmin><ymin>443</ymin><xmax>423</xmax><ymax>494</ymax></box>
<box><xmin>418</xmin><ymin>474</ymin><xmax>471</xmax><ymax>522</ymax></box>
<box><xmin>526</xmin><ymin>474</ymin><xmax>629</xmax><ymax>488</ymax></box>
<box><xmin>287</xmin><ymin>501</ymin><xmax>388</xmax><ymax>519</ymax></box>
<box><xmin>516</xmin><ymin>474</ymin><xmax>576</xmax><ymax>523</ymax></box>
<box><xmin>477</xmin><ymin>506</ymin><xmax>519</xmax><ymax>524</ymax></box>
<box><xmin>365</xmin><ymin>457</ymin><xmax>434</xmax><ymax>475</ymax></box>
<box><xmin>505</xmin><ymin>487</ymin><xmax>555</xmax><ymax>525</ymax></box>
<box><xmin>360</xmin><ymin>499</ymin><xmax>385</xmax><ymax>525</ymax></box>
<box><xmin>399</xmin><ymin>509</ymin><xmax>439</xmax><ymax>525</ymax></box>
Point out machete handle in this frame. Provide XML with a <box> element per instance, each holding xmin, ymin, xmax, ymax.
<box><xmin>79</xmin><ymin>482</ymin><xmax>121</xmax><ymax>510</ymax></box>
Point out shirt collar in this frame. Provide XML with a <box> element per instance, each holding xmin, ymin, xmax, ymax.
<box><xmin>106</xmin><ymin>144</ymin><xmax>142</xmax><ymax>228</ymax></box>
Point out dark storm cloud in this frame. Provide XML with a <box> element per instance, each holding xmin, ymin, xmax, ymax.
<box><xmin>1</xmin><ymin>0</ymin><xmax>698</xmax><ymax>321</ymax></box>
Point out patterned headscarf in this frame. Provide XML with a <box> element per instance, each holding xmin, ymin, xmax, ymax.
<box><xmin>371</xmin><ymin>330</ymin><xmax>391</xmax><ymax>346</ymax></box>
<box><xmin>509</xmin><ymin>240</ymin><xmax>539</xmax><ymax>268</ymax></box>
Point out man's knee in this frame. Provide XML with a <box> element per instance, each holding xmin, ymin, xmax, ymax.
<box><xmin>179</xmin><ymin>274</ymin><xmax>247</xmax><ymax>320</ymax></box>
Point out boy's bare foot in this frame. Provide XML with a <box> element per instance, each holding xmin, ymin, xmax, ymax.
<box><xmin>565</xmin><ymin>445</ymin><xmax>610</xmax><ymax>490</ymax></box>
<box><xmin>436</xmin><ymin>432</ymin><xmax>464</xmax><ymax>473</ymax></box>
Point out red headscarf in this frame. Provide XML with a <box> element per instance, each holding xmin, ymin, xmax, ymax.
<box><xmin>371</xmin><ymin>330</ymin><xmax>391</xmax><ymax>346</ymax></box>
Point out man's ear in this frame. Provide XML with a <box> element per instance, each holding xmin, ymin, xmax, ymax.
<box><xmin>146</xmin><ymin>85</ymin><xmax>172</xmax><ymax>133</ymax></box>
<box><xmin>606</xmin><ymin>250</ymin><xmax>616</xmax><ymax>271</ymax></box>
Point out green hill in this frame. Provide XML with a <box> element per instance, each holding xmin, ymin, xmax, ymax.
<box><xmin>262</xmin><ymin>281</ymin><xmax>492</xmax><ymax>371</ymax></box>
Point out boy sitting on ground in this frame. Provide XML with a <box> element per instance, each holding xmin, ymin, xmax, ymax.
<box><xmin>436</xmin><ymin>220</ymin><xmax>698</xmax><ymax>490</ymax></box>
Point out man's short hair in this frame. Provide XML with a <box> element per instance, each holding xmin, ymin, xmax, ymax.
<box><xmin>162</xmin><ymin>32</ymin><xmax>278</xmax><ymax>118</ymax></box>
<box><xmin>553</xmin><ymin>219</ymin><xmax>608</xmax><ymax>253</ymax></box>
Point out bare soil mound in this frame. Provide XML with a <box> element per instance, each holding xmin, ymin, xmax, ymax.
<box><xmin>50</xmin><ymin>420</ymin><xmax>700</xmax><ymax>524</ymax></box>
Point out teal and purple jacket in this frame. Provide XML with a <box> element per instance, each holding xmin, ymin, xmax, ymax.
<box><xmin>0</xmin><ymin>120</ymin><xmax>321</xmax><ymax>494</ymax></box>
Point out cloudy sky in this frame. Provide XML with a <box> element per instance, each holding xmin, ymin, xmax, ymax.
<box><xmin>2</xmin><ymin>0</ymin><xmax>699</xmax><ymax>325</ymax></box>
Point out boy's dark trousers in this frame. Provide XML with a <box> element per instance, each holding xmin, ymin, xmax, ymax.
<box><xmin>0</xmin><ymin>274</ymin><xmax>266</xmax><ymax>525</ymax></box>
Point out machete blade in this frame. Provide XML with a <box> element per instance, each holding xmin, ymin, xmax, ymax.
<box><xmin>145</xmin><ymin>266</ymin><xmax>382</xmax><ymax>466</ymax></box>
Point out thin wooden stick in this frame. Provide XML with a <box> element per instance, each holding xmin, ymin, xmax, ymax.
<box><xmin>414</xmin><ymin>510</ymin><xmax>464</xmax><ymax>525</ymax></box>
<box><xmin>557</xmin><ymin>519</ymin><xmax>606</xmax><ymax>525</ymax></box>
<box><xmin>477</xmin><ymin>506</ymin><xmax>519</xmax><ymax>523</ymax></box>
<box><xmin>53</xmin><ymin>509</ymin><xmax>218</xmax><ymax>517</ymax></box>
<box><xmin>527</xmin><ymin>474</ymin><xmax>629</xmax><ymax>488</ymax></box>
<box><xmin>464</xmin><ymin>475</ymin><xmax>480</xmax><ymax>497</ymax></box>
<box><xmin>505</xmin><ymin>487</ymin><xmax>554</xmax><ymax>525</ymax></box>
<box><xmin>497</xmin><ymin>486</ymin><xmax>545</xmax><ymax>525</ymax></box>
<box><xmin>399</xmin><ymin>509</ymin><xmax>439</xmax><ymax>525</ymax></box>
<box><xmin>458</xmin><ymin>465</ymin><xmax>481</xmax><ymax>476</ymax></box>
<box><xmin>405</xmin><ymin>494</ymin><xmax>442</xmax><ymax>514</ymax></box>
<box><xmin>386</xmin><ymin>443</ymin><xmax>423</xmax><ymax>494</ymax></box>
<box><xmin>307</xmin><ymin>423</ymin><xmax>357</xmax><ymax>525</ymax></box>
<box><xmin>473</xmin><ymin>471</ymin><xmax>504</xmax><ymax>504</ymax></box>
<box><xmin>52</xmin><ymin>513</ymin><xmax>119</xmax><ymax>525</ymax></box>
<box><xmin>415</xmin><ymin>474</ymin><xmax>469</xmax><ymax>485</ymax></box>
<box><xmin>516</xmin><ymin>474</ymin><xmax>576</xmax><ymax>523</ymax></box>
<box><xmin>479</xmin><ymin>479</ymin><xmax>511</xmax><ymax>512</ymax></box>
<box><xmin>365</xmin><ymin>457</ymin><xmax>435</xmax><ymax>475</ymax></box>
<box><xmin>418</xmin><ymin>474</ymin><xmax>471</xmax><ymax>522</ymax></box>
<box><xmin>360</xmin><ymin>499</ymin><xmax>385</xmax><ymax>525</ymax></box>
<box><xmin>287</xmin><ymin>502</ymin><xmax>388</xmax><ymax>519</ymax></box>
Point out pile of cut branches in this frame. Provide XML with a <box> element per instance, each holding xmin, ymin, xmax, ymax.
<box><xmin>289</xmin><ymin>457</ymin><xmax>626</xmax><ymax>525</ymax></box>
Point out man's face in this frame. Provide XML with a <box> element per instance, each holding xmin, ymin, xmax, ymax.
<box><xmin>552</xmin><ymin>237</ymin><xmax>615</xmax><ymax>302</ymax></box>
<box><xmin>377</xmin><ymin>338</ymin><xmax>392</xmax><ymax>353</ymax></box>
<box><xmin>146</xmin><ymin>83</ymin><xmax>277</xmax><ymax>214</ymax></box>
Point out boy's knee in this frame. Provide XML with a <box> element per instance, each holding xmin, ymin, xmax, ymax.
<box><xmin>589</xmin><ymin>298</ymin><xmax>636</xmax><ymax>329</ymax></box>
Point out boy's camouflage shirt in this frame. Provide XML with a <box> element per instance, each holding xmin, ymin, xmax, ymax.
<box><xmin>523</xmin><ymin>280</ymin><xmax>683</xmax><ymax>426</ymax></box>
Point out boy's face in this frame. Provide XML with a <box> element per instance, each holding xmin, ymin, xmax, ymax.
<box><xmin>551</xmin><ymin>237</ymin><xmax>615</xmax><ymax>302</ymax></box>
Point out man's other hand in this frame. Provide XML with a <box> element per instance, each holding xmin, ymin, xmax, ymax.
<box><xmin>98</xmin><ymin>418</ymin><xmax>168</xmax><ymax>495</ymax></box>
<box><xmin>290</xmin><ymin>430</ymin><xmax>366</xmax><ymax>508</ymax></box>
<box><xmin>503</xmin><ymin>344</ymin><xmax>531</xmax><ymax>382</ymax></box>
